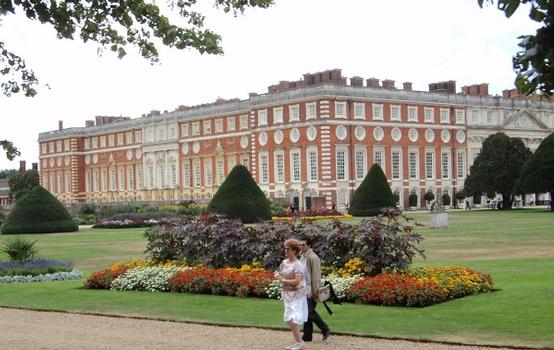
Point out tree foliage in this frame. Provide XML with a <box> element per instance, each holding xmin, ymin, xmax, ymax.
<box><xmin>464</xmin><ymin>133</ymin><xmax>531</xmax><ymax>210</ymax></box>
<box><xmin>206</xmin><ymin>165</ymin><xmax>271</xmax><ymax>223</ymax></box>
<box><xmin>8</xmin><ymin>169</ymin><xmax>39</xmax><ymax>200</ymax></box>
<box><xmin>1</xmin><ymin>185</ymin><xmax>78</xmax><ymax>234</ymax></box>
<box><xmin>519</xmin><ymin>132</ymin><xmax>554</xmax><ymax>211</ymax></box>
<box><xmin>0</xmin><ymin>168</ymin><xmax>17</xmax><ymax>179</ymax></box>
<box><xmin>0</xmin><ymin>140</ymin><xmax>20</xmax><ymax>161</ymax></box>
<box><xmin>348</xmin><ymin>164</ymin><xmax>395</xmax><ymax>217</ymax></box>
<box><xmin>478</xmin><ymin>0</ymin><xmax>554</xmax><ymax>95</ymax></box>
<box><xmin>0</xmin><ymin>0</ymin><xmax>273</xmax><ymax>97</ymax></box>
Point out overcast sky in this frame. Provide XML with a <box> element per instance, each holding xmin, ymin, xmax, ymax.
<box><xmin>0</xmin><ymin>0</ymin><xmax>539</xmax><ymax>170</ymax></box>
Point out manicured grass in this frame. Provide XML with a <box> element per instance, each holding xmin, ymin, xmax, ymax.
<box><xmin>1</xmin><ymin>209</ymin><xmax>553</xmax><ymax>348</ymax></box>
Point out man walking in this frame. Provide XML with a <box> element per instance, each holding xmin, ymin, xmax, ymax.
<box><xmin>299</xmin><ymin>238</ymin><xmax>330</xmax><ymax>342</ymax></box>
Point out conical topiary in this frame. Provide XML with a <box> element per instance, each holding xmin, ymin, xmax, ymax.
<box><xmin>348</xmin><ymin>163</ymin><xmax>395</xmax><ymax>217</ymax></box>
<box><xmin>207</xmin><ymin>165</ymin><xmax>271</xmax><ymax>223</ymax></box>
<box><xmin>1</xmin><ymin>186</ymin><xmax>78</xmax><ymax>234</ymax></box>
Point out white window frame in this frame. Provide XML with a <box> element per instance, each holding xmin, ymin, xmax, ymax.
<box><xmin>275</xmin><ymin>152</ymin><xmax>285</xmax><ymax>183</ymax></box>
<box><xmin>355</xmin><ymin>149</ymin><xmax>366</xmax><ymax>180</ymax></box>
<box><xmin>471</xmin><ymin>110</ymin><xmax>479</xmax><ymax>123</ymax></box>
<box><xmin>307</xmin><ymin>148</ymin><xmax>318</xmax><ymax>182</ymax></box>
<box><xmin>257</xmin><ymin>109</ymin><xmax>268</xmax><ymax>126</ymax></box>
<box><xmin>335</xmin><ymin>101</ymin><xmax>347</xmax><ymax>119</ymax></box>
<box><xmin>440</xmin><ymin>108</ymin><xmax>450</xmax><ymax>124</ymax></box>
<box><xmin>390</xmin><ymin>105</ymin><xmax>401</xmax><ymax>121</ymax></box>
<box><xmin>392</xmin><ymin>149</ymin><xmax>402</xmax><ymax>180</ymax></box>
<box><xmin>119</xmin><ymin>167</ymin><xmax>125</xmax><ymax>191</ymax></box>
<box><xmin>442</xmin><ymin>151</ymin><xmax>451</xmax><ymax>179</ymax></box>
<box><xmin>457</xmin><ymin>151</ymin><xmax>465</xmax><ymax>178</ymax></box>
<box><xmin>193</xmin><ymin>160</ymin><xmax>201</xmax><ymax>187</ymax></box>
<box><xmin>306</xmin><ymin>103</ymin><xmax>317</xmax><ymax>120</ymax></box>
<box><xmin>215</xmin><ymin>119</ymin><xmax>224</xmax><ymax>133</ymax></box>
<box><xmin>93</xmin><ymin>170</ymin><xmax>99</xmax><ymax>192</ymax></box>
<box><xmin>455</xmin><ymin>110</ymin><xmax>466</xmax><ymax>124</ymax></box>
<box><xmin>203</xmin><ymin>120</ymin><xmax>211</xmax><ymax>135</ymax></box>
<box><xmin>290</xmin><ymin>150</ymin><xmax>301</xmax><ymax>182</ymax></box>
<box><xmin>227</xmin><ymin>117</ymin><xmax>236</xmax><ymax>131</ymax></box>
<box><xmin>408</xmin><ymin>106</ymin><xmax>418</xmax><ymax>122</ymax></box>
<box><xmin>192</xmin><ymin>122</ymin><xmax>200</xmax><ymax>136</ymax></box>
<box><xmin>336</xmin><ymin>148</ymin><xmax>348</xmax><ymax>181</ymax></box>
<box><xmin>354</xmin><ymin>102</ymin><xmax>365</xmax><ymax>119</ymax></box>
<box><xmin>170</xmin><ymin>161</ymin><xmax>177</xmax><ymax>187</ymax></box>
<box><xmin>273</xmin><ymin>107</ymin><xmax>284</xmax><ymax>124</ymax></box>
<box><xmin>424</xmin><ymin>107</ymin><xmax>435</xmax><ymax>123</ymax></box>
<box><xmin>240</xmin><ymin>115</ymin><xmax>249</xmax><ymax>130</ymax></box>
<box><xmin>289</xmin><ymin>105</ymin><xmax>300</xmax><ymax>122</ymax></box>
<box><xmin>117</xmin><ymin>133</ymin><xmax>124</xmax><ymax>146</ymax></box>
<box><xmin>127</xmin><ymin>166</ymin><xmax>135</xmax><ymax>190</ymax></box>
<box><xmin>374</xmin><ymin>149</ymin><xmax>385</xmax><ymax>171</ymax></box>
<box><xmin>259</xmin><ymin>152</ymin><xmax>269</xmax><ymax>184</ymax></box>
<box><xmin>204</xmin><ymin>159</ymin><xmax>212</xmax><ymax>187</ymax></box>
<box><xmin>425</xmin><ymin>151</ymin><xmax>435</xmax><ymax>179</ymax></box>
<box><xmin>110</xmin><ymin>168</ymin><xmax>117</xmax><ymax>191</ymax></box>
<box><xmin>216</xmin><ymin>159</ymin><xmax>225</xmax><ymax>185</ymax></box>
<box><xmin>101</xmin><ymin>169</ymin><xmax>108</xmax><ymax>192</ymax></box>
<box><xmin>372</xmin><ymin>103</ymin><xmax>384</xmax><ymax>120</ymax></box>
<box><xmin>409</xmin><ymin>150</ymin><xmax>419</xmax><ymax>179</ymax></box>
<box><xmin>183</xmin><ymin>162</ymin><xmax>191</xmax><ymax>188</ymax></box>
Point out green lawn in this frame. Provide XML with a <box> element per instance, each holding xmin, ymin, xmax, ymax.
<box><xmin>1</xmin><ymin>209</ymin><xmax>553</xmax><ymax>348</ymax></box>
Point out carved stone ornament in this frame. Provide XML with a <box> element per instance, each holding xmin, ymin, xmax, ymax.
<box><xmin>215</xmin><ymin>140</ymin><xmax>224</xmax><ymax>155</ymax></box>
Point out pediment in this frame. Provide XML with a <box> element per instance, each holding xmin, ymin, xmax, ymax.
<box><xmin>503</xmin><ymin>110</ymin><xmax>549</xmax><ymax>130</ymax></box>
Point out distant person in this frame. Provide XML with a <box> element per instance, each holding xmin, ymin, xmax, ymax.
<box><xmin>465</xmin><ymin>199</ymin><xmax>471</xmax><ymax>210</ymax></box>
<box><xmin>275</xmin><ymin>239</ymin><xmax>308</xmax><ymax>350</ymax></box>
<box><xmin>331</xmin><ymin>203</ymin><xmax>336</xmax><ymax>211</ymax></box>
<box><xmin>300</xmin><ymin>238</ymin><xmax>330</xmax><ymax>343</ymax></box>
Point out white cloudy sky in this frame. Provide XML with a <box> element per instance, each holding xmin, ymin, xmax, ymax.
<box><xmin>0</xmin><ymin>0</ymin><xmax>539</xmax><ymax>169</ymax></box>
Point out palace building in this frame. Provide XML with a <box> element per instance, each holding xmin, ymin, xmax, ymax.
<box><xmin>38</xmin><ymin>69</ymin><xmax>554</xmax><ymax>211</ymax></box>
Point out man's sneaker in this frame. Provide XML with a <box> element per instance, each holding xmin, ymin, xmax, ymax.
<box><xmin>291</xmin><ymin>341</ymin><xmax>305</xmax><ymax>350</ymax></box>
<box><xmin>322</xmin><ymin>330</ymin><xmax>331</xmax><ymax>341</ymax></box>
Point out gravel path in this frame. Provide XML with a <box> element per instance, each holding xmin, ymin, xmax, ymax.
<box><xmin>0</xmin><ymin>307</ymin><xmax>516</xmax><ymax>350</ymax></box>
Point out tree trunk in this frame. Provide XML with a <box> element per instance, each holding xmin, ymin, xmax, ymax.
<box><xmin>502</xmin><ymin>193</ymin><xmax>513</xmax><ymax>210</ymax></box>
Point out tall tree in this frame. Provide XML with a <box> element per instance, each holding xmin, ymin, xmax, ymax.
<box><xmin>519</xmin><ymin>133</ymin><xmax>554</xmax><ymax>211</ymax></box>
<box><xmin>465</xmin><ymin>133</ymin><xmax>532</xmax><ymax>210</ymax></box>
<box><xmin>478</xmin><ymin>0</ymin><xmax>554</xmax><ymax>95</ymax></box>
<box><xmin>348</xmin><ymin>163</ymin><xmax>395</xmax><ymax>217</ymax></box>
<box><xmin>8</xmin><ymin>169</ymin><xmax>39</xmax><ymax>201</ymax></box>
<box><xmin>0</xmin><ymin>0</ymin><xmax>273</xmax><ymax>98</ymax></box>
<box><xmin>0</xmin><ymin>168</ymin><xmax>17</xmax><ymax>179</ymax></box>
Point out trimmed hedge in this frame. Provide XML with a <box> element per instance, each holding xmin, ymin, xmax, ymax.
<box><xmin>1</xmin><ymin>186</ymin><xmax>78</xmax><ymax>234</ymax></box>
<box><xmin>349</xmin><ymin>164</ymin><xmax>395</xmax><ymax>217</ymax></box>
<box><xmin>207</xmin><ymin>165</ymin><xmax>271</xmax><ymax>223</ymax></box>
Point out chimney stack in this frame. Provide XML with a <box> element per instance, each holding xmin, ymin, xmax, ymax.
<box><xmin>403</xmin><ymin>82</ymin><xmax>413</xmax><ymax>91</ymax></box>
<box><xmin>32</xmin><ymin>163</ymin><xmax>38</xmax><ymax>171</ymax></box>
<box><xmin>19</xmin><ymin>160</ymin><xmax>26</xmax><ymax>172</ymax></box>
<box><xmin>350</xmin><ymin>76</ymin><xmax>364</xmax><ymax>87</ymax></box>
<box><xmin>58</xmin><ymin>120</ymin><xmax>63</xmax><ymax>131</ymax></box>
<box><xmin>85</xmin><ymin>120</ymin><xmax>95</xmax><ymax>127</ymax></box>
<box><xmin>366</xmin><ymin>78</ymin><xmax>380</xmax><ymax>88</ymax></box>
<box><xmin>382</xmin><ymin>79</ymin><xmax>396</xmax><ymax>89</ymax></box>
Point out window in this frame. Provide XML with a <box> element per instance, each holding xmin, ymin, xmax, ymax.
<box><xmin>170</xmin><ymin>161</ymin><xmax>177</xmax><ymax>187</ymax></box>
<box><xmin>148</xmin><ymin>165</ymin><xmax>154</xmax><ymax>189</ymax></box>
<box><xmin>204</xmin><ymin>159</ymin><xmax>212</xmax><ymax>186</ymax></box>
<box><xmin>203</xmin><ymin>120</ymin><xmax>211</xmax><ymax>135</ymax></box>
<box><xmin>374</xmin><ymin>150</ymin><xmax>384</xmax><ymax>169</ymax></box>
<box><xmin>41</xmin><ymin>143</ymin><xmax>47</xmax><ymax>154</ymax></box>
<box><xmin>50</xmin><ymin>173</ymin><xmax>55</xmax><ymax>192</ymax></box>
<box><xmin>273</xmin><ymin>107</ymin><xmax>283</xmax><ymax>124</ymax></box>
<box><xmin>306</xmin><ymin>103</ymin><xmax>316</xmax><ymax>119</ymax></box>
<box><xmin>424</xmin><ymin>107</ymin><xmax>434</xmax><ymax>123</ymax></box>
<box><xmin>425</xmin><ymin>152</ymin><xmax>435</xmax><ymax>179</ymax></box>
<box><xmin>99</xmin><ymin>136</ymin><xmax>106</xmax><ymax>148</ymax></box>
<box><xmin>215</xmin><ymin>119</ymin><xmax>223</xmax><ymax>133</ymax></box>
<box><xmin>289</xmin><ymin>105</ymin><xmax>300</xmax><ymax>121</ymax></box>
<box><xmin>372</xmin><ymin>103</ymin><xmax>384</xmax><ymax>120</ymax></box>
<box><xmin>217</xmin><ymin>159</ymin><xmax>225</xmax><ymax>185</ymax></box>
<box><xmin>275</xmin><ymin>153</ymin><xmax>285</xmax><ymax>183</ymax></box>
<box><xmin>308</xmin><ymin>149</ymin><xmax>318</xmax><ymax>182</ymax></box>
<box><xmin>408</xmin><ymin>106</ymin><xmax>418</xmax><ymax>122</ymax></box>
<box><xmin>137</xmin><ymin>167</ymin><xmax>143</xmax><ymax>189</ymax></box>
<box><xmin>117</xmin><ymin>133</ymin><xmax>124</xmax><ymax>145</ymax></box>
<box><xmin>455</xmin><ymin>110</ymin><xmax>465</xmax><ymax>124</ymax></box>
<box><xmin>409</xmin><ymin>151</ymin><xmax>418</xmax><ymax>179</ymax></box>
<box><xmin>390</xmin><ymin>105</ymin><xmax>401</xmax><ymax>121</ymax></box>
<box><xmin>260</xmin><ymin>153</ymin><xmax>269</xmax><ymax>184</ymax></box>
<box><xmin>64</xmin><ymin>139</ymin><xmax>70</xmax><ymax>151</ymax></box>
<box><xmin>471</xmin><ymin>110</ymin><xmax>479</xmax><ymax>122</ymax></box>
<box><xmin>335</xmin><ymin>102</ymin><xmax>346</xmax><ymax>118</ymax></box>
<box><xmin>85</xmin><ymin>171</ymin><xmax>92</xmax><ymax>193</ymax></box>
<box><xmin>65</xmin><ymin>172</ymin><xmax>71</xmax><ymax>193</ymax></box>
<box><xmin>101</xmin><ymin>169</ymin><xmax>108</xmax><ymax>192</ymax></box>
<box><xmin>354</xmin><ymin>103</ymin><xmax>365</xmax><ymax>119</ymax></box>
<box><xmin>193</xmin><ymin>160</ymin><xmax>201</xmax><ymax>187</ymax></box>
<box><xmin>110</xmin><ymin>168</ymin><xmax>117</xmax><ymax>191</ymax></box>
<box><xmin>192</xmin><ymin>122</ymin><xmax>200</xmax><ymax>135</ymax></box>
<box><xmin>336</xmin><ymin>149</ymin><xmax>347</xmax><ymax>181</ymax></box>
<box><xmin>91</xmin><ymin>137</ymin><xmax>98</xmax><ymax>149</ymax></box>
<box><xmin>127</xmin><ymin>166</ymin><xmax>134</xmax><ymax>190</ymax></box>
<box><xmin>49</xmin><ymin>142</ymin><xmax>55</xmax><ymax>153</ymax></box>
<box><xmin>240</xmin><ymin>115</ymin><xmax>249</xmax><ymax>130</ymax></box>
<box><xmin>227</xmin><ymin>157</ymin><xmax>236</xmax><ymax>175</ymax></box>
<box><xmin>258</xmin><ymin>109</ymin><xmax>268</xmax><ymax>126</ymax></box>
<box><xmin>169</xmin><ymin>127</ymin><xmax>176</xmax><ymax>139</ymax></box>
<box><xmin>159</xmin><ymin>128</ymin><xmax>166</xmax><ymax>141</ymax></box>
<box><xmin>392</xmin><ymin>150</ymin><xmax>401</xmax><ymax>179</ymax></box>
<box><xmin>227</xmin><ymin>117</ymin><xmax>236</xmax><ymax>131</ymax></box>
<box><xmin>93</xmin><ymin>170</ymin><xmax>99</xmax><ymax>192</ymax></box>
<box><xmin>159</xmin><ymin>165</ymin><xmax>166</xmax><ymax>188</ymax></box>
<box><xmin>135</xmin><ymin>130</ymin><xmax>142</xmax><ymax>143</ymax></box>
<box><xmin>486</xmin><ymin>111</ymin><xmax>493</xmax><ymax>123</ymax></box>
<box><xmin>440</xmin><ymin>108</ymin><xmax>450</xmax><ymax>123</ymax></box>
<box><xmin>241</xmin><ymin>158</ymin><xmax>249</xmax><ymax>169</ymax></box>
<box><xmin>108</xmin><ymin>134</ymin><xmax>115</xmax><ymax>147</ymax></box>
<box><xmin>183</xmin><ymin>163</ymin><xmax>190</xmax><ymax>187</ymax></box>
<box><xmin>181</xmin><ymin>124</ymin><xmax>190</xmax><ymax>137</ymax></box>
<box><xmin>291</xmin><ymin>151</ymin><xmax>301</xmax><ymax>182</ymax></box>
<box><xmin>457</xmin><ymin>152</ymin><xmax>465</xmax><ymax>178</ymax></box>
<box><xmin>355</xmin><ymin>150</ymin><xmax>366</xmax><ymax>180</ymax></box>
<box><xmin>119</xmin><ymin>168</ymin><xmax>125</xmax><ymax>191</ymax></box>
<box><xmin>442</xmin><ymin>152</ymin><xmax>450</xmax><ymax>179</ymax></box>
<box><xmin>57</xmin><ymin>173</ymin><xmax>63</xmax><ymax>193</ymax></box>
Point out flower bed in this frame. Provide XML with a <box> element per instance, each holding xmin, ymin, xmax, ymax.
<box><xmin>0</xmin><ymin>258</ymin><xmax>74</xmax><ymax>277</ymax></box>
<box><xmin>0</xmin><ymin>269</ymin><xmax>83</xmax><ymax>283</ymax></box>
<box><xmin>84</xmin><ymin>260</ymin><xmax>493</xmax><ymax>307</ymax></box>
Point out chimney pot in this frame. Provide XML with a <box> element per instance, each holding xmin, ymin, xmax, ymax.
<box><xmin>351</xmin><ymin>76</ymin><xmax>364</xmax><ymax>87</ymax></box>
<box><xmin>366</xmin><ymin>78</ymin><xmax>380</xmax><ymax>88</ymax></box>
<box><xmin>32</xmin><ymin>163</ymin><xmax>38</xmax><ymax>171</ymax></box>
<box><xmin>382</xmin><ymin>79</ymin><xmax>396</xmax><ymax>89</ymax></box>
<box><xmin>58</xmin><ymin>120</ymin><xmax>63</xmax><ymax>131</ymax></box>
<box><xmin>403</xmin><ymin>82</ymin><xmax>413</xmax><ymax>91</ymax></box>
<box><xmin>19</xmin><ymin>160</ymin><xmax>26</xmax><ymax>172</ymax></box>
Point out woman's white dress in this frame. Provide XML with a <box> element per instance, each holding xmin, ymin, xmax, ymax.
<box><xmin>279</xmin><ymin>259</ymin><xmax>308</xmax><ymax>325</ymax></box>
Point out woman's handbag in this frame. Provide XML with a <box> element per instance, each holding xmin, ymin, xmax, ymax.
<box><xmin>317</xmin><ymin>284</ymin><xmax>331</xmax><ymax>302</ymax></box>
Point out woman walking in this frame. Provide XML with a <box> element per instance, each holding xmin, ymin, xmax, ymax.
<box><xmin>275</xmin><ymin>239</ymin><xmax>308</xmax><ymax>350</ymax></box>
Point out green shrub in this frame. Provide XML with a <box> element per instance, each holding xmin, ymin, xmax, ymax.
<box><xmin>455</xmin><ymin>191</ymin><xmax>465</xmax><ymax>202</ymax></box>
<box><xmin>348</xmin><ymin>164</ymin><xmax>395</xmax><ymax>217</ymax></box>
<box><xmin>442</xmin><ymin>192</ymin><xmax>451</xmax><ymax>206</ymax></box>
<box><xmin>1</xmin><ymin>237</ymin><xmax>37</xmax><ymax>262</ymax></box>
<box><xmin>0</xmin><ymin>212</ymin><xmax>5</xmax><ymax>226</ymax></box>
<box><xmin>1</xmin><ymin>186</ymin><xmax>78</xmax><ymax>234</ymax></box>
<box><xmin>424</xmin><ymin>191</ymin><xmax>435</xmax><ymax>202</ymax></box>
<box><xmin>207</xmin><ymin>165</ymin><xmax>271</xmax><ymax>223</ymax></box>
<box><xmin>474</xmin><ymin>195</ymin><xmax>482</xmax><ymax>205</ymax></box>
<box><xmin>409</xmin><ymin>193</ymin><xmax>418</xmax><ymax>207</ymax></box>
